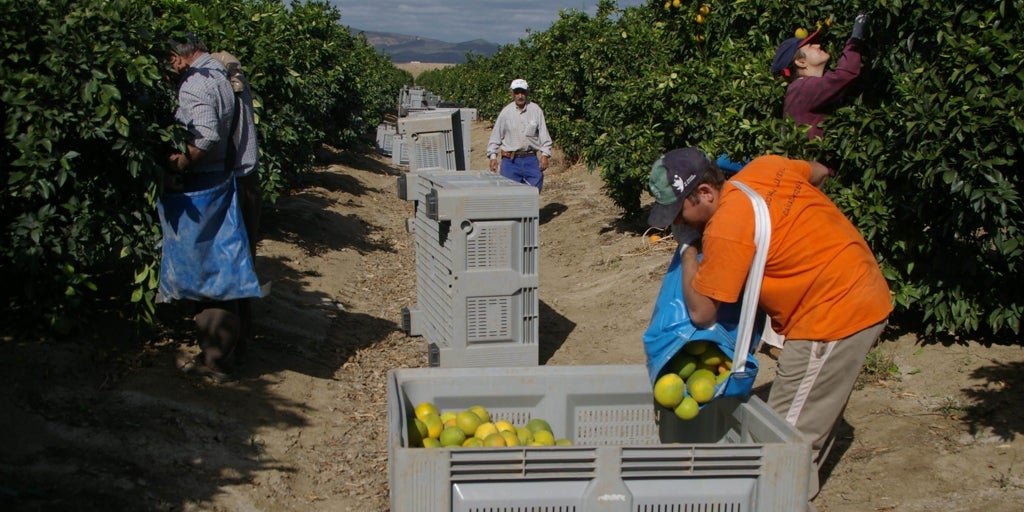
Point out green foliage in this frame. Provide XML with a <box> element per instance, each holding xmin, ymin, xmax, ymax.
<box><xmin>1</xmin><ymin>0</ymin><xmax>406</xmax><ymax>332</ymax></box>
<box><xmin>413</xmin><ymin>0</ymin><xmax>1024</xmax><ymax>338</ymax></box>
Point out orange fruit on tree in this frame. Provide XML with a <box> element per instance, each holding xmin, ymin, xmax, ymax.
<box><xmin>795</xmin><ymin>27</ymin><xmax>809</xmax><ymax>39</ymax></box>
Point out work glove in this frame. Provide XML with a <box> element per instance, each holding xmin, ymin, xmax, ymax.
<box><xmin>671</xmin><ymin>224</ymin><xmax>701</xmax><ymax>252</ymax></box>
<box><xmin>851</xmin><ymin>13</ymin><xmax>869</xmax><ymax>41</ymax></box>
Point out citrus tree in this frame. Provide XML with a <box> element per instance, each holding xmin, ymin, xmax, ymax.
<box><xmin>416</xmin><ymin>0</ymin><xmax>1024</xmax><ymax>338</ymax></box>
<box><xmin>1</xmin><ymin>0</ymin><xmax>408</xmax><ymax>333</ymax></box>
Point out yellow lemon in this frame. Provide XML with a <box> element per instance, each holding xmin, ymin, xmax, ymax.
<box><xmin>688</xmin><ymin>375</ymin><xmax>716</xmax><ymax>404</ymax></box>
<box><xmin>439</xmin><ymin>426</ymin><xmax>466</xmax><ymax>447</ymax></box>
<box><xmin>699</xmin><ymin>5</ymin><xmax>710</xmax><ymax>15</ymax></box>
<box><xmin>483</xmin><ymin>433</ymin><xmax>507</xmax><ymax>447</ymax></box>
<box><xmin>683</xmin><ymin>340</ymin><xmax>709</xmax><ymax>356</ymax></box>
<box><xmin>674</xmin><ymin>396</ymin><xmax>700</xmax><ymax>420</ymax></box>
<box><xmin>409</xmin><ymin>418</ymin><xmax>428</xmax><ymax>446</ymax></box>
<box><xmin>474</xmin><ymin>422</ymin><xmax>499</xmax><ymax>440</ymax></box>
<box><xmin>532</xmin><ymin>430</ymin><xmax>556</xmax><ymax>446</ymax></box>
<box><xmin>499</xmin><ymin>430</ymin><xmax>520</xmax><ymax>447</ymax></box>
<box><xmin>414</xmin><ymin>402</ymin><xmax>439</xmax><ymax>422</ymax></box>
<box><xmin>672</xmin><ymin>0</ymin><xmax>681</xmax><ymax>7</ymax></box>
<box><xmin>469</xmin><ymin>405</ymin><xmax>491</xmax><ymax>424</ymax></box>
<box><xmin>423</xmin><ymin>438</ymin><xmax>442</xmax><ymax>448</ymax></box>
<box><xmin>515</xmin><ymin>426</ymin><xmax>534</xmax><ymax>445</ymax></box>
<box><xmin>456</xmin><ymin>410</ymin><xmax>482</xmax><ymax>437</ymax></box>
<box><xmin>795</xmin><ymin>27</ymin><xmax>809</xmax><ymax>39</ymax></box>
<box><xmin>422</xmin><ymin>413</ymin><xmax>443</xmax><ymax>439</ymax></box>
<box><xmin>688</xmin><ymin>368</ymin><xmax>716</xmax><ymax>385</ymax></box>
<box><xmin>695</xmin><ymin>14</ymin><xmax>705</xmax><ymax>24</ymax></box>
<box><xmin>653</xmin><ymin>373</ymin><xmax>685</xmax><ymax>409</ymax></box>
<box><xmin>495</xmin><ymin>420</ymin><xmax>516</xmax><ymax>433</ymax></box>
<box><xmin>526</xmin><ymin>418</ymin><xmax>552</xmax><ymax>434</ymax></box>
<box><xmin>555</xmin><ymin>438</ymin><xmax>573</xmax><ymax>446</ymax></box>
<box><xmin>666</xmin><ymin>352</ymin><xmax>698</xmax><ymax>380</ymax></box>
<box><xmin>463</xmin><ymin>436</ymin><xmax>484</xmax><ymax>448</ymax></box>
<box><xmin>440</xmin><ymin>411</ymin><xmax>457</xmax><ymax>424</ymax></box>
<box><xmin>700</xmin><ymin>346</ymin><xmax>726</xmax><ymax>367</ymax></box>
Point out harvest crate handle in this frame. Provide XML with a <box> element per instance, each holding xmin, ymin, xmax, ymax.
<box><xmin>731</xmin><ymin>180</ymin><xmax>770</xmax><ymax>375</ymax></box>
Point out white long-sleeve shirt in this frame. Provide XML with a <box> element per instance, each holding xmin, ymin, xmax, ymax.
<box><xmin>486</xmin><ymin>100</ymin><xmax>553</xmax><ymax>159</ymax></box>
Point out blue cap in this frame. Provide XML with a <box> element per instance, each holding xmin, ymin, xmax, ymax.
<box><xmin>770</xmin><ymin>28</ymin><xmax>821</xmax><ymax>77</ymax></box>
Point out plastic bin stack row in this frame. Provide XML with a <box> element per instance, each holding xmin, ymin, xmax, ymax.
<box><xmin>397</xmin><ymin>170</ymin><xmax>539</xmax><ymax>367</ymax></box>
<box><xmin>398</xmin><ymin>85</ymin><xmax>440</xmax><ymax>117</ymax></box>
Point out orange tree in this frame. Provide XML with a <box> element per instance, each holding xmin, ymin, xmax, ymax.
<box><xmin>1</xmin><ymin>0</ymin><xmax>407</xmax><ymax>333</ymax></box>
<box><xmin>418</xmin><ymin>0</ymin><xmax>1023</xmax><ymax>338</ymax></box>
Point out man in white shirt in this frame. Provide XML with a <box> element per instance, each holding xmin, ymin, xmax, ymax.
<box><xmin>485</xmin><ymin>79</ymin><xmax>553</xmax><ymax>190</ymax></box>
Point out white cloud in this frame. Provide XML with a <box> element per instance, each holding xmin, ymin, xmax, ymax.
<box><xmin>331</xmin><ymin>0</ymin><xmax>648</xmax><ymax>44</ymax></box>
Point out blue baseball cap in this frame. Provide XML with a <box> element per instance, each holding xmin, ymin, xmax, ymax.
<box><xmin>647</xmin><ymin>148</ymin><xmax>715</xmax><ymax>228</ymax></box>
<box><xmin>770</xmin><ymin>28</ymin><xmax>821</xmax><ymax>77</ymax></box>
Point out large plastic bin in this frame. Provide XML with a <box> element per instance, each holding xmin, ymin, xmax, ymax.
<box><xmin>387</xmin><ymin>364</ymin><xmax>812</xmax><ymax>511</ymax></box>
<box><xmin>397</xmin><ymin>171</ymin><xmax>539</xmax><ymax>368</ymax></box>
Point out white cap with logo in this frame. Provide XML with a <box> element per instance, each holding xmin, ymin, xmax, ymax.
<box><xmin>509</xmin><ymin>78</ymin><xmax>529</xmax><ymax>91</ymax></box>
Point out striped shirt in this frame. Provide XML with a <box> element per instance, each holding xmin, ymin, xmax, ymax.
<box><xmin>175</xmin><ymin>53</ymin><xmax>235</xmax><ymax>174</ymax></box>
<box><xmin>486</xmin><ymin>100</ymin><xmax>553</xmax><ymax>158</ymax></box>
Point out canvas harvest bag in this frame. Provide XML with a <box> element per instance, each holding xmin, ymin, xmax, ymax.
<box><xmin>157</xmin><ymin>175</ymin><xmax>262</xmax><ymax>302</ymax></box>
<box><xmin>642</xmin><ymin>180</ymin><xmax>770</xmax><ymax>406</ymax></box>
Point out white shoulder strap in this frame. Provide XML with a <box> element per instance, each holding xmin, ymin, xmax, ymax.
<box><xmin>729</xmin><ymin>181</ymin><xmax>771</xmax><ymax>373</ymax></box>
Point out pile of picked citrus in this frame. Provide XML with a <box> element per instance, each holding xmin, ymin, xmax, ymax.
<box><xmin>653</xmin><ymin>340</ymin><xmax>732</xmax><ymax>421</ymax></box>
<box><xmin>408</xmin><ymin>402</ymin><xmax>572</xmax><ymax>448</ymax></box>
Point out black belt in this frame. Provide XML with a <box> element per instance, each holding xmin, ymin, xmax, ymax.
<box><xmin>501</xmin><ymin>150</ymin><xmax>535</xmax><ymax>159</ymax></box>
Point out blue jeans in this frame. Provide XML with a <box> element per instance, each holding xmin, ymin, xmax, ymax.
<box><xmin>500</xmin><ymin>154</ymin><xmax>543</xmax><ymax>191</ymax></box>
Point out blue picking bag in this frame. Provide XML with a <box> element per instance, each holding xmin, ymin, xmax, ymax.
<box><xmin>157</xmin><ymin>175</ymin><xmax>262</xmax><ymax>302</ymax></box>
<box><xmin>644</xmin><ymin>180</ymin><xmax>772</xmax><ymax>407</ymax></box>
<box><xmin>642</xmin><ymin>250</ymin><xmax>762</xmax><ymax>405</ymax></box>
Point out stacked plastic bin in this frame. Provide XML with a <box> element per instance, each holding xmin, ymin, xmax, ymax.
<box><xmin>397</xmin><ymin>170</ymin><xmax>539</xmax><ymax>367</ymax></box>
<box><xmin>375</xmin><ymin>122</ymin><xmax>396</xmax><ymax>156</ymax></box>
<box><xmin>398</xmin><ymin>109</ymin><xmax>466</xmax><ymax>171</ymax></box>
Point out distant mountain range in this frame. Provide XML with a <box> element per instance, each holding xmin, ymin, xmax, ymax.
<box><xmin>351</xmin><ymin>29</ymin><xmax>500</xmax><ymax>63</ymax></box>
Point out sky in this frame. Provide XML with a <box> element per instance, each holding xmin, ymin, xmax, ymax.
<box><xmin>330</xmin><ymin>0</ymin><xmax>649</xmax><ymax>45</ymax></box>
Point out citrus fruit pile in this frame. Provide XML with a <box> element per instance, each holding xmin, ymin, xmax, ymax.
<box><xmin>408</xmin><ymin>402</ymin><xmax>572</xmax><ymax>448</ymax></box>
<box><xmin>653</xmin><ymin>340</ymin><xmax>732</xmax><ymax>421</ymax></box>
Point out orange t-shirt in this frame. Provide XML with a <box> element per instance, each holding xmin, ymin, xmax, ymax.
<box><xmin>693</xmin><ymin>155</ymin><xmax>892</xmax><ymax>341</ymax></box>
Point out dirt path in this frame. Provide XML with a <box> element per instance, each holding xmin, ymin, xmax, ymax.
<box><xmin>1</xmin><ymin>120</ymin><xmax>1023</xmax><ymax>511</ymax></box>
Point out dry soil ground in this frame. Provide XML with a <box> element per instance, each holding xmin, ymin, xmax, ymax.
<box><xmin>2</xmin><ymin>120</ymin><xmax>1024</xmax><ymax>511</ymax></box>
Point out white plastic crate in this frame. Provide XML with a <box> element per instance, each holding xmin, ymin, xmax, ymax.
<box><xmin>387</xmin><ymin>365</ymin><xmax>813</xmax><ymax>512</ymax></box>
<box><xmin>399</xmin><ymin>110</ymin><xmax>466</xmax><ymax>171</ymax></box>
<box><xmin>391</xmin><ymin>135</ymin><xmax>409</xmax><ymax>166</ymax></box>
<box><xmin>409</xmin><ymin>108</ymin><xmax>473</xmax><ymax>168</ymax></box>
<box><xmin>376</xmin><ymin>122</ymin><xmax>397</xmax><ymax>155</ymax></box>
<box><xmin>397</xmin><ymin>171</ymin><xmax>539</xmax><ymax>367</ymax></box>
